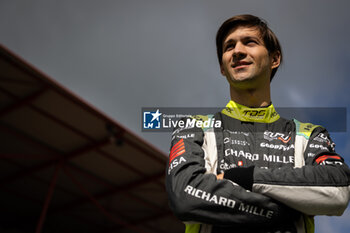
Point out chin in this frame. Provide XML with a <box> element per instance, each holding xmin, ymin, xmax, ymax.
<box><xmin>232</xmin><ymin>76</ymin><xmax>254</xmax><ymax>82</ymax></box>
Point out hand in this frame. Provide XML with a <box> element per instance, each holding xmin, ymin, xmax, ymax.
<box><xmin>223</xmin><ymin>166</ymin><xmax>254</xmax><ymax>191</ymax></box>
<box><xmin>217</xmin><ymin>173</ymin><xmax>224</xmax><ymax>180</ymax></box>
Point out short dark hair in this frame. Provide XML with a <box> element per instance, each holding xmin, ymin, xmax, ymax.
<box><xmin>216</xmin><ymin>14</ymin><xmax>282</xmax><ymax>81</ymax></box>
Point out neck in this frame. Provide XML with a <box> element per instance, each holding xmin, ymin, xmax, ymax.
<box><xmin>229</xmin><ymin>82</ymin><xmax>271</xmax><ymax>107</ymax></box>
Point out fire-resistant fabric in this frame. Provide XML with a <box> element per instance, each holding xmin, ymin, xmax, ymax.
<box><xmin>166</xmin><ymin>100</ymin><xmax>350</xmax><ymax>233</ymax></box>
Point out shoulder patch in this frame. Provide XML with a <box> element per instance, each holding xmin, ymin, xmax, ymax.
<box><xmin>293</xmin><ymin>119</ymin><xmax>322</xmax><ymax>139</ymax></box>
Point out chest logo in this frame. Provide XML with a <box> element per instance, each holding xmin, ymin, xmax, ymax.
<box><xmin>263</xmin><ymin>131</ymin><xmax>291</xmax><ymax>143</ymax></box>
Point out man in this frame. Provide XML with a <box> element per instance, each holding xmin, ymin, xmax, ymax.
<box><xmin>165</xmin><ymin>14</ymin><xmax>350</xmax><ymax>233</ymax></box>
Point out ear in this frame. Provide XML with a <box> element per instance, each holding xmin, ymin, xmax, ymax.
<box><xmin>271</xmin><ymin>51</ymin><xmax>281</xmax><ymax>69</ymax></box>
<box><xmin>220</xmin><ymin>63</ymin><xmax>226</xmax><ymax>76</ymax></box>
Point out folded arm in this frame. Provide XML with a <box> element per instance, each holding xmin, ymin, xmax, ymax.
<box><xmin>166</xmin><ymin>119</ymin><xmax>298</xmax><ymax>226</ymax></box>
<box><xmin>223</xmin><ymin>127</ymin><xmax>350</xmax><ymax>216</ymax></box>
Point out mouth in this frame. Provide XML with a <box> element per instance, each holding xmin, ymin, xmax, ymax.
<box><xmin>232</xmin><ymin>61</ymin><xmax>252</xmax><ymax>69</ymax></box>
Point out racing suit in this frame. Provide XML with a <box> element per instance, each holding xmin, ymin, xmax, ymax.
<box><xmin>166</xmin><ymin>100</ymin><xmax>350</xmax><ymax>233</ymax></box>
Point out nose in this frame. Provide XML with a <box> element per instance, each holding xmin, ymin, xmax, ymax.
<box><xmin>232</xmin><ymin>42</ymin><xmax>246</xmax><ymax>60</ymax></box>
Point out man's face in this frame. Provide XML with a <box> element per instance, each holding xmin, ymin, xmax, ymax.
<box><xmin>220</xmin><ymin>26</ymin><xmax>279</xmax><ymax>88</ymax></box>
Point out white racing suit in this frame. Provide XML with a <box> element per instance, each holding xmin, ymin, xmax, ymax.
<box><xmin>165</xmin><ymin>100</ymin><xmax>350</xmax><ymax>233</ymax></box>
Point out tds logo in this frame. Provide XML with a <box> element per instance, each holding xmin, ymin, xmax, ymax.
<box><xmin>243</xmin><ymin>110</ymin><xmax>266</xmax><ymax>117</ymax></box>
<box><xmin>143</xmin><ymin>109</ymin><xmax>162</xmax><ymax>129</ymax></box>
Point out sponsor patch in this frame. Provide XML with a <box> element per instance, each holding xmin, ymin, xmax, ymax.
<box><xmin>260</xmin><ymin>142</ymin><xmax>294</xmax><ymax>151</ymax></box>
<box><xmin>225</xmin><ymin>149</ymin><xmax>259</xmax><ymax>161</ymax></box>
<box><xmin>168</xmin><ymin>157</ymin><xmax>186</xmax><ymax>174</ymax></box>
<box><xmin>264</xmin><ymin>131</ymin><xmax>291</xmax><ymax>143</ymax></box>
<box><xmin>224</xmin><ymin>137</ymin><xmax>250</xmax><ymax>146</ymax></box>
<box><xmin>184</xmin><ymin>185</ymin><xmax>236</xmax><ymax>209</ymax></box>
<box><xmin>310</xmin><ymin>144</ymin><xmax>328</xmax><ymax>150</ymax></box>
<box><xmin>316</xmin><ymin>155</ymin><xmax>343</xmax><ymax>165</ymax></box>
<box><xmin>169</xmin><ymin>139</ymin><xmax>186</xmax><ymax>164</ymax></box>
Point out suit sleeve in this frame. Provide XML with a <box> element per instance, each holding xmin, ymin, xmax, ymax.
<box><xmin>165</xmin><ymin>118</ymin><xmax>298</xmax><ymax>226</ymax></box>
<box><xmin>251</xmin><ymin>127</ymin><xmax>350</xmax><ymax>216</ymax></box>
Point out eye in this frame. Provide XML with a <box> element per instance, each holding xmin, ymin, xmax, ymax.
<box><xmin>247</xmin><ymin>40</ymin><xmax>256</xmax><ymax>45</ymax></box>
<box><xmin>246</xmin><ymin>39</ymin><xmax>258</xmax><ymax>46</ymax></box>
<box><xmin>224</xmin><ymin>43</ymin><xmax>234</xmax><ymax>51</ymax></box>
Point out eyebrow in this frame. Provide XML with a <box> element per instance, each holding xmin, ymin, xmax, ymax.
<box><xmin>224</xmin><ymin>35</ymin><xmax>260</xmax><ymax>43</ymax></box>
<box><xmin>223</xmin><ymin>35</ymin><xmax>261</xmax><ymax>48</ymax></box>
<box><xmin>244</xmin><ymin>35</ymin><xmax>260</xmax><ymax>41</ymax></box>
<box><xmin>223</xmin><ymin>39</ymin><xmax>234</xmax><ymax>45</ymax></box>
